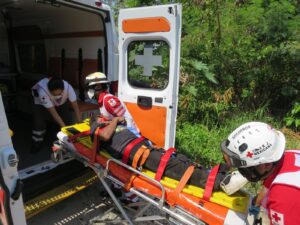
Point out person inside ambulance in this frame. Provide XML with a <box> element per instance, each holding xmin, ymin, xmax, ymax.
<box><xmin>31</xmin><ymin>76</ymin><xmax>81</xmax><ymax>153</ymax></box>
<box><xmin>221</xmin><ymin>122</ymin><xmax>300</xmax><ymax>225</ymax></box>
<box><xmin>85</xmin><ymin>72</ymin><xmax>140</xmax><ymax>136</ymax></box>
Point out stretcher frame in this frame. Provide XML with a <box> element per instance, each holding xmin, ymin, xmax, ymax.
<box><xmin>53</xmin><ymin>138</ymin><xmax>212</xmax><ymax>225</ymax></box>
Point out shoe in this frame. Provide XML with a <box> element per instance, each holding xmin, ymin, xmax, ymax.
<box><xmin>220</xmin><ymin>170</ymin><xmax>248</xmax><ymax>195</ymax></box>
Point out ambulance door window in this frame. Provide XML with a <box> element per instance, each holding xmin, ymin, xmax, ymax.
<box><xmin>128</xmin><ymin>40</ymin><xmax>169</xmax><ymax>90</ymax></box>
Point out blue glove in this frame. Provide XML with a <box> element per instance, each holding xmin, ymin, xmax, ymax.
<box><xmin>249</xmin><ymin>205</ymin><xmax>260</xmax><ymax>217</ymax></box>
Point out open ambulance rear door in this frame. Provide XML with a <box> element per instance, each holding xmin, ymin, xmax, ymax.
<box><xmin>118</xmin><ymin>4</ymin><xmax>182</xmax><ymax>149</ymax></box>
<box><xmin>0</xmin><ymin>93</ymin><xmax>26</xmax><ymax>225</ymax></box>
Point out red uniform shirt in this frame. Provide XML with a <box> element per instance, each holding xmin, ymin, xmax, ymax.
<box><xmin>98</xmin><ymin>91</ymin><xmax>126</xmax><ymax>117</ymax></box>
<box><xmin>263</xmin><ymin>150</ymin><xmax>300</xmax><ymax>225</ymax></box>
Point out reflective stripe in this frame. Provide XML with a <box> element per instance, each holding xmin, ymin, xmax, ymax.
<box><xmin>262</xmin><ymin>151</ymin><xmax>300</xmax><ymax>209</ymax></box>
<box><xmin>296</xmin><ymin>154</ymin><xmax>300</xmax><ymax>167</ymax></box>
<box><xmin>224</xmin><ymin>209</ymin><xmax>248</xmax><ymax>225</ymax></box>
<box><xmin>114</xmin><ymin>104</ymin><xmax>125</xmax><ymax>116</ymax></box>
<box><xmin>32</xmin><ymin>130</ymin><xmax>46</xmax><ymax>135</ymax></box>
<box><xmin>273</xmin><ymin>171</ymin><xmax>300</xmax><ymax>189</ymax></box>
<box><xmin>32</xmin><ymin>136</ymin><xmax>44</xmax><ymax>142</ymax></box>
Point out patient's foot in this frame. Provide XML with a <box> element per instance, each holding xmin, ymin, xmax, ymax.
<box><xmin>220</xmin><ymin>170</ymin><xmax>248</xmax><ymax>195</ymax></box>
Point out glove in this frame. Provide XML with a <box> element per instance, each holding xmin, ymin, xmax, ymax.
<box><xmin>220</xmin><ymin>170</ymin><xmax>248</xmax><ymax>195</ymax></box>
<box><xmin>249</xmin><ymin>205</ymin><xmax>260</xmax><ymax>217</ymax></box>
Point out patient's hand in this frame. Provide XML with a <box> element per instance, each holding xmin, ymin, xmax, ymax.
<box><xmin>117</xmin><ymin>116</ymin><xmax>126</xmax><ymax>125</ymax></box>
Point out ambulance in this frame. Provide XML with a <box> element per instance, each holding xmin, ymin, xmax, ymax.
<box><xmin>0</xmin><ymin>0</ymin><xmax>182</xmax><ymax>224</ymax></box>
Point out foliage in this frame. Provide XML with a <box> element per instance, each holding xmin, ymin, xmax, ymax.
<box><xmin>284</xmin><ymin>102</ymin><xmax>300</xmax><ymax>130</ymax></box>
<box><xmin>178</xmin><ymin>0</ymin><xmax>299</xmax><ymax>124</ymax></box>
<box><xmin>176</xmin><ymin>108</ymin><xmax>278</xmax><ymax>167</ymax></box>
<box><xmin>115</xmin><ymin>0</ymin><xmax>300</xmax><ymax>126</ymax></box>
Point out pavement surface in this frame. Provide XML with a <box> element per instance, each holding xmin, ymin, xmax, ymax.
<box><xmin>27</xmin><ymin>181</ymin><xmax>269</xmax><ymax>225</ymax></box>
<box><xmin>27</xmin><ymin>181</ymin><xmax>119</xmax><ymax>225</ymax></box>
<box><xmin>27</xmin><ymin>181</ymin><xmax>169</xmax><ymax>225</ymax></box>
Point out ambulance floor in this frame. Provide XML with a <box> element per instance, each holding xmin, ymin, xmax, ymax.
<box><xmin>7</xmin><ymin>111</ymin><xmax>59</xmax><ymax>170</ymax></box>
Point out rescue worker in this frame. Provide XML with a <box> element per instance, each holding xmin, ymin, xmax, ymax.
<box><xmin>85</xmin><ymin>72</ymin><xmax>140</xmax><ymax>202</ymax></box>
<box><xmin>221</xmin><ymin>121</ymin><xmax>300</xmax><ymax>225</ymax></box>
<box><xmin>85</xmin><ymin>72</ymin><xmax>140</xmax><ymax>136</ymax></box>
<box><xmin>31</xmin><ymin>76</ymin><xmax>81</xmax><ymax>153</ymax></box>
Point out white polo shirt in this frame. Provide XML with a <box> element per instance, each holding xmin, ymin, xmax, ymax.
<box><xmin>32</xmin><ymin>78</ymin><xmax>77</xmax><ymax>108</ymax></box>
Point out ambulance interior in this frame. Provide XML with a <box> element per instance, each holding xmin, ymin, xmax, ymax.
<box><xmin>0</xmin><ymin>0</ymin><xmax>108</xmax><ymax>198</ymax></box>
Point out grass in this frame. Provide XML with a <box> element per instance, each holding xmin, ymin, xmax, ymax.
<box><xmin>176</xmin><ymin>109</ymin><xmax>300</xmax><ymax>167</ymax></box>
<box><xmin>176</xmin><ymin>109</ymin><xmax>299</xmax><ymax>196</ymax></box>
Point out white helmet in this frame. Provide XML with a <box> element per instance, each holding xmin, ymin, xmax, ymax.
<box><xmin>221</xmin><ymin>122</ymin><xmax>285</xmax><ymax>168</ymax></box>
<box><xmin>85</xmin><ymin>72</ymin><xmax>109</xmax><ymax>87</ymax></box>
<box><xmin>85</xmin><ymin>72</ymin><xmax>109</xmax><ymax>99</ymax></box>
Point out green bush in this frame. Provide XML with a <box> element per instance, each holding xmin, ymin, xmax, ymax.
<box><xmin>176</xmin><ymin>109</ymin><xmax>279</xmax><ymax>167</ymax></box>
<box><xmin>176</xmin><ymin>122</ymin><xmax>224</xmax><ymax>167</ymax></box>
<box><xmin>284</xmin><ymin>102</ymin><xmax>300</xmax><ymax>131</ymax></box>
<box><xmin>178</xmin><ymin>0</ymin><xmax>300</xmax><ymax>125</ymax></box>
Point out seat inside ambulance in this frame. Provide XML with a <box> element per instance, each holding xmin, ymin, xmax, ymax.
<box><xmin>0</xmin><ymin>0</ymin><xmax>107</xmax><ymax>184</ymax></box>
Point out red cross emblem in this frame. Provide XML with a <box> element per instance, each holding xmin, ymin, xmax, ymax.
<box><xmin>108</xmin><ymin>98</ymin><xmax>117</xmax><ymax>107</ymax></box>
<box><xmin>272</xmin><ymin>213</ymin><xmax>281</xmax><ymax>222</ymax></box>
<box><xmin>270</xmin><ymin>209</ymin><xmax>284</xmax><ymax>225</ymax></box>
<box><xmin>246</xmin><ymin>151</ymin><xmax>253</xmax><ymax>158</ymax></box>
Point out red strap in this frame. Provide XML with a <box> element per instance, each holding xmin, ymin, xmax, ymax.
<box><xmin>68</xmin><ymin>130</ymin><xmax>91</xmax><ymax>142</ymax></box>
<box><xmin>90</xmin><ymin>128</ymin><xmax>101</xmax><ymax>164</ymax></box>
<box><xmin>203</xmin><ymin>164</ymin><xmax>220</xmax><ymax>201</ymax></box>
<box><xmin>122</xmin><ymin>137</ymin><xmax>145</xmax><ymax>164</ymax></box>
<box><xmin>155</xmin><ymin>148</ymin><xmax>176</xmax><ymax>181</ymax></box>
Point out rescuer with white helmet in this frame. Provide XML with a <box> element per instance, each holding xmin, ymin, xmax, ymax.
<box><xmin>221</xmin><ymin>121</ymin><xmax>300</xmax><ymax>225</ymax></box>
<box><xmin>85</xmin><ymin>72</ymin><xmax>139</xmax><ymax>136</ymax></box>
<box><xmin>85</xmin><ymin>72</ymin><xmax>110</xmax><ymax>100</ymax></box>
<box><xmin>85</xmin><ymin>72</ymin><xmax>140</xmax><ymax>202</ymax></box>
<box><xmin>221</xmin><ymin>122</ymin><xmax>286</xmax><ymax>182</ymax></box>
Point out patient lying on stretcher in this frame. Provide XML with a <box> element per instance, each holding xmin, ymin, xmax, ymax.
<box><xmin>90</xmin><ymin>115</ymin><xmax>247</xmax><ymax>193</ymax></box>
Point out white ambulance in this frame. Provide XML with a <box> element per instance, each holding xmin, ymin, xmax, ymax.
<box><xmin>0</xmin><ymin>0</ymin><xmax>181</xmax><ymax>224</ymax></box>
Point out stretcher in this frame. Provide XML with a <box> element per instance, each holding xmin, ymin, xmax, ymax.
<box><xmin>53</xmin><ymin>121</ymin><xmax>251</xmax><ymax>225</ymax></box>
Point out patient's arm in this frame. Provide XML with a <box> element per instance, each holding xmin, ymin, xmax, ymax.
<box><xmin>98</xmin><ymin>117</ymin><xmax>125</xmax><ymax>141</ymax></box>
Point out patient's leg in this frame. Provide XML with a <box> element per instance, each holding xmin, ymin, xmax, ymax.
<box><xmin>128</xmin><ymin>145</ymin><xmax>229</xmax><ymax>191</ymax></box>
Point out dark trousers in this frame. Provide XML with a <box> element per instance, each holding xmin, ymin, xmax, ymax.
<box><xmin>32</xmin><ymin>103</ymin><xmax>74</xmax><ymax>145</ymax></box>
<box><xmin>128</xmin><ymin>143</ymin><xmax>229</xmax><ymax>191</ymax></box>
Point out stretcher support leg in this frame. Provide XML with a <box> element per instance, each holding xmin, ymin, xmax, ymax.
<box><xmin>56</xmin><ymin>139</ymin><xmax>213</xmax><ymax>225</ymax></box>
<box><xmin>93</xmin><ymin>166</ymin><xmax>135</xmax><ymax>225</ymax></box>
